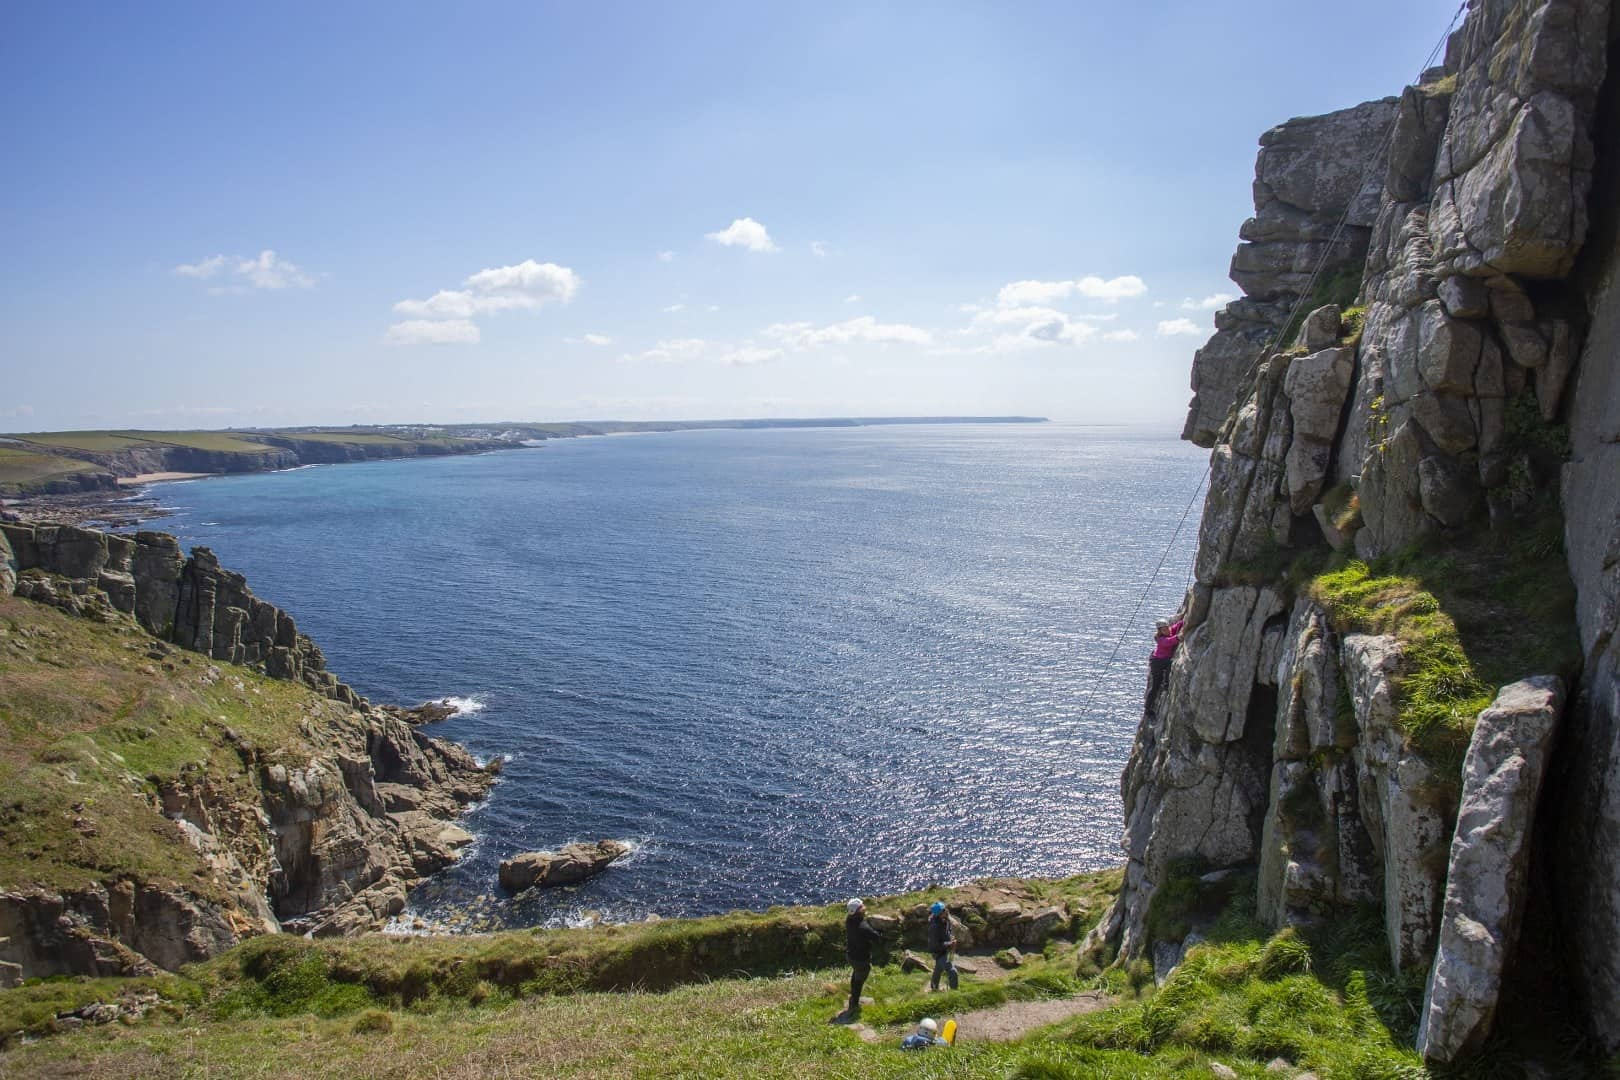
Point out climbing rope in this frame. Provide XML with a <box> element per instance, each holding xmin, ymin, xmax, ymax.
<box><xmin>1042</xmin><ymin>0</ymin><xmax>1471</xmax><ymax>772</ymax></box>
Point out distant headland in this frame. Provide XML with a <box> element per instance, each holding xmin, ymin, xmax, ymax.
<box><xmin>0</xmin><ymin>416</ymin><xmax>1047</xmax><ymax>525</ymax></box>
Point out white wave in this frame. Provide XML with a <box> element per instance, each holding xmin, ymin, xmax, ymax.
<box><xmin>274</xmin><ymin>464</ymin><xmax>323</xmax><ymax>473</ymax></box>
<box><xmin>440</xmin><ymin>695</ymin><xmax>486</xmax><ymax>716</ymax></box>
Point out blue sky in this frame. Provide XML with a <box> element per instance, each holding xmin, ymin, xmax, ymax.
<box><xmin>2</xmin><ymin>1</ymin><xmax>1462</xmax><ymax>431</ymax></box>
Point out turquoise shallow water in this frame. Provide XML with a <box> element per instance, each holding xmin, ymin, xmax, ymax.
<box><xmin>143</xmin><ymin>423</ymin><xmax>1205</xmax><ymax>928</ymax></box>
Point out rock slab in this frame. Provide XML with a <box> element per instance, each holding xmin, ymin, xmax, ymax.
<box><xmin>500</xmin><ymin>840</ymin><xmax>632</xmax><ymax>892</ymax></box>
<box><xmin>1418</xmin><ymin>676</ymin><xmax>1564</xmax><ymax>1065</ymax></box>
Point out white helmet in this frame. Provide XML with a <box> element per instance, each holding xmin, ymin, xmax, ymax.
<box><xmin>918</xmin><ymin>1018</ymin><xmax>938</xmax><ymax>1035</ymax></box>
<box><xmin>847</xmin><ymin>898</ymin><xmax>864</xmax><ymax>914</ymax></box>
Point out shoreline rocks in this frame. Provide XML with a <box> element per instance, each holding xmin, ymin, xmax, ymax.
<box><xmin>500</xmin><ymin>841</ymin><xmax>633</xmax><ymax>893</ymax></box>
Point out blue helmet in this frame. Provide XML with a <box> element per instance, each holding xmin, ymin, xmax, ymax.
<box><xmin>930</xmin><ymin>901</ymin><xmax>946</xmax><ymax>915</ymax></box>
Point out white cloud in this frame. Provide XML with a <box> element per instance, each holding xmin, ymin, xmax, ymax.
<box><xmin>1181</xmin><ymin>293</ymin><xmax>1235</xmax><ymax>311</ymax></box>
<box><xmin>662</xmin><ymin>303</ymin><xmax>686</xmax><ymax>313</ymax></box>
<box><xmin>657</xmin><ymin>250</ymin><xmax>676</xmax><ymax>263</ymax></box>
<box><xmin>1103</xmin><ymin>329</ymin><xmax>1140</xmax><ymax>342</ymax></box>
<box><xmin>764</xmin><ymin>315</ymin><xmax>932</xmax><ymax>349</ymax></box>
<box><xmin>388</xmin><ymin>259</ymin><xmax>577</xmax><ymax>344</ymax></box>
<box><xmin>810</xmin><ymin>240</ymin><xmax>829</xmax><ymax>257</ymax></box>
<box><xmin>706</xmin><ymin>217</ymin><xmax>779</xmax><ymax>253</ymax></box>
<box><xmin>845</xmin><ymin>294</ymin><xmax>861</xmax><ymax>303</ymax></box>
<box><xmin>995</xmin><ymin>274</ymin><xmax>1147</xmax><ymax>306</ymax></box>
<box><xmin>174</xmin><ymin>249</ymin><xmax>315</xmax><ymax>290</ymax></box>
<box><xmin>623</xmin><ymin>338</ymin><xmax>710</xmax><ymax>364</ymax></box>
<box><xmin>566</xmin><ymin>333</ymin><xmax>613</xmax><ymax>346</ymax></box>
<box><xmin>959</xmin><ymin>305</ymin><xmax>1111</xmax><ymax>351</ymax></box>
<box><xmin>1157</xmin><ymin>317</ymin><xmax>1205</xmax><ymax>337</ymax></box>
<box><xmin>720</xmin><ymin>346</ymin><xmax>783</xmax><ymax>366</ymax></box>
<box><xmin>394</xmin><ymin>260</ymin><xmax>577</xmax><ymax>319</ymax></box>
<box><xmin>384</xmin><ymin>319</ymin><xmax>481</xmax><ymax>346</ymax></box>
<box><xmin>706</xmin><ymin>304</ymin><xmax>721</xmax><ymax>312</ymax></box>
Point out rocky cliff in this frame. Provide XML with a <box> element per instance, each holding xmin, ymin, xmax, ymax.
<box><xmin>0</xmin><ymin>524</ymin><xmax>496</xmax><ymax>981</ymax></box>
<box><xmin>1095</xmin><ymin>0</ymin><xmax>1620</xmax><ymax>1065</ymax></box>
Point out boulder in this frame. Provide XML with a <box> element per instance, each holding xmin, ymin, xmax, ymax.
<box><xmin>499</xmin><ymin>840</ymin><xmax>631</xmax><ymax>892</ymax></box>
<box><xmin>900</xmin><ymin>950</ymin><xmax>930</xmax><ymax>974</ymax></box>
<box><xmin>1418</xmin><ymin>677</ymin><xmax>1565</xmax><ymax>1065</ymax></box>
<box><xmin>994</xmin><ymin>947</ymin><xmax>1023</xmax><ymax>969</ymax></box>
<box><xmin>1298</xmin><ymin>304</ymin><xmax>1342</xmax><ymax>350</ymax></box>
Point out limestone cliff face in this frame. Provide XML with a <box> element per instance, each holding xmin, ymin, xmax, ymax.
<box><xmin>1098</xmin><ymin>0</ymin><xmax>1619</xmax><ymax>1063</ymax></box>
<box><xmin>0</xmin><ymin>524</ymin><xmax>495</xmax><ymax>978</ymax></box>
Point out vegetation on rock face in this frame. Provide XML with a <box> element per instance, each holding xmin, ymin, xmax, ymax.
<box><xmin>1308</xmin><ymin>502</ymin><xmax>1580</xmax><ymax>765</ymax></box>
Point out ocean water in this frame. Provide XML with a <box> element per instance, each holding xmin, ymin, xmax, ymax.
<box><xmin>143</xmin><ymin>423</ymin><xmax>1206</xmax><ymax>929</ymax></box>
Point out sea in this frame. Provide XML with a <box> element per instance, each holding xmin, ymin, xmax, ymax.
<box><xmin>138</xmin><ymin>422</ymin><xmax>1206</xmax><ymax>930</ymax></box>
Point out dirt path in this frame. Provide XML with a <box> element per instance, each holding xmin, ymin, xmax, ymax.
<box><xmin>951</xmin><ymin>991</ymin><xmax>1111</xmax><ymax>1042</ymax></box>
<box><xmin>844</xmin><ymin>991</ymin><xmax>1111</xmax><ymax>1046</ymax></box>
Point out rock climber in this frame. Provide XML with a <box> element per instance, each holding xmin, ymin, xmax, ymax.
<box><xmin>900</xmin><ymin>1017</ymin><xmax>949</xmax><ymax>1050</ymax></box>
<box><xmin>927</xmin><ymin>900</ymin><xmax>959</xmax><ymax>992</ymax></box>
<box><xmin>1144</xmin><ymin>614</ymin><xmax>1185</xmax><ymax>718</ymax></box>
<box><xmin>836</xmin><ymin>897</ymin><xmax>884</xmax><ymax>1022</ymax></box>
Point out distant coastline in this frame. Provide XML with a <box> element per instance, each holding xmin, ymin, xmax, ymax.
<box><xmin>0</xmin><ymin>416</ymin><xmax>1047</xmax><ymax>526</ymax></box>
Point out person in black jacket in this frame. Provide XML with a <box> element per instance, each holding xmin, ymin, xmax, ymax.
<box><xmin>839</xmin><ymin>897</ymin><xmax>883</xmax><ymax>1020</ymax></box>
<box><xmin>926</xmin><ymin>900</ymin><xmax>958</xmax><ymax>991</ymax></box>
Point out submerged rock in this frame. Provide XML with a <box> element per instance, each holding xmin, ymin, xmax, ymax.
<box><xmin>499</xmin><ymin>840</ymin><xmax>632</xmax><ymax>892</ymax></box>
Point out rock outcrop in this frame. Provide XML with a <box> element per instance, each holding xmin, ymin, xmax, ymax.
<box><xmin>499</xmin><ymin>841</ymin><xmax>633</xmax><ymax>892</ymax></box>
<box><xmin>1</xmin><ymin>523</ymin><xmax>361</xmax><ymax>706</ymax></box>
<box><xmin>0</xmin><ymin>524</ymin><xmax>496</xmax><ymax>976</ymax></box>
<box><xmin>1418</xmin><ymin>677</ymin><xmax>1563</xmax><ymax>1064</ymax></box>
<box><xmin>1183</xmin><ymin>99</ymin><xmax>1397</xmax><ymax>447</ymax></box>
<box><xmin>1099</xmin><ymin>0</ymin><xmax>1619</xmax><ymax>1061</ymax></box>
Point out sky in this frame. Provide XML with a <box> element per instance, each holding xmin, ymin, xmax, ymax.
<box><xmin>1</xmin><ymin>1</ymin><xmax>1464</xmax><ymax>432</ymax></box>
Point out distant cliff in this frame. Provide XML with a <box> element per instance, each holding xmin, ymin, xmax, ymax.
<box><xmin>1093</xmin><ymin>0</ymin><xmax>1620</xmax><ymax>1066</ymax></box>
<box><xmin>0</xmin><ymin>523</ymin><xmax>496</xmax><ymax>981</ymax></box>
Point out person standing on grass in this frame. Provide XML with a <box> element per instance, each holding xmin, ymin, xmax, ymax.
<box><xmin>839</xmin><ymin>897</ymin><xmax>883</xmax><ymax>1021</ymax></box>
<box><xmin>927</xmin><ymin>901</ymin><xmax>958</xmax><ymax>992</ymax></box>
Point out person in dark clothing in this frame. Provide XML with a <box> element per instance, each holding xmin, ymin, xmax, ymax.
<box><xmin>926</xmin><ymin>900</ymin><xmax>958</xmax><ymax>991</ymax></box>
<box><xmin>840</xmin><ymin>897</ymin><xmax>883</xmax><ymax>1020</ymax></box>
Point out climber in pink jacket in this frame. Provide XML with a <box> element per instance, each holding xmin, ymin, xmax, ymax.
<box><xmin>1144</xmin><ymin>617</ymin><xmax>1184</xmax><ymax>718</ymax></box>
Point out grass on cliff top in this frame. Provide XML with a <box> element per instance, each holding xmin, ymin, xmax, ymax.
<box><xmin>10</xmin><ymin>430</ymin><xmax>282</xmax><ymax>455</ymax></box>
<box><xmin>8</xmin><ymin>432</ymin><xmax>160</xmax><ymax>452</ymax></box>
<box><xmin>6</xmin><ymin>880</ymin><xmax>1539</xmax><ymax>1079</ymax></box>
<box><xmin>1307</xmin><ymin>505</ymin><xmax>1580</xmax><ymax>765</ymax></box>
<box><xmin>270</xmin><ymin>431</ymin><xmax>412</xmax><ymax>445</ymax></box>
<box><xmin>3</xmin><ymin>869</ymin><xmax>1602</xmax><ymax>1077</ymax></box>
<box><xmin>0</xmin><ymin>448</ymin><xmax>105</xmax><ymax>493</ymax></box>
<box><xmin>0</xmin><ymin>595</ymin><xmax>345</xmax><ymax>899</ymax></box>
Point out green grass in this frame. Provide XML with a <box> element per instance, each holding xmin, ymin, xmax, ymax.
<box><xmin>273</xmin><ymin>432</ymin><xmax>412</xmax><ymax>446</ymax></box>
<box><xmin>0</xmin><ymin>596</ymin><xmax>352</xmax><ymax>898</ymax></box>
<box><xmin>0</xmin><ymin>448</ymin><xmax>104</xmax><ymax>493</ymax></box>
<box><xmin>0</xmin><ymin>974</ymin><xmax>200</xmax><ymax>1044</ymax></box>
<box><xmin>9</xmin><ymin>432</ymin><xmax>160</xmax><ymax>452</ymax></box>
<box><xmin>119</xmin><ymin>431</ymin><xmax>281</xmax><ymax>454</ymax></box>
<box><xmin>1307</xmin><ymin>501</ymin><xmax>1580</xmax><ymax>764</ymax></box>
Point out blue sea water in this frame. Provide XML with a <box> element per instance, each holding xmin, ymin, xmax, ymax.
<box><xmin>143</xmin><ymin>423</ymin><xmax>1205</xmax><ymax>928</ymax></box>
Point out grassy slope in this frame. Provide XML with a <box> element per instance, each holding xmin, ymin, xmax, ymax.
<box><xmin>0</xmin><ymin>448</ymin><xmax>103</xmax><ymax>492</ymax></box>
<box><xmin>0</xmin><ymin>595</ymin><xmax>344</xmax><ymax>899</ymax></box>
<box><xmin>1</xmin><ymin>898</ymin><xmax>1485</xmax><ymax>1080</ymax></box>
